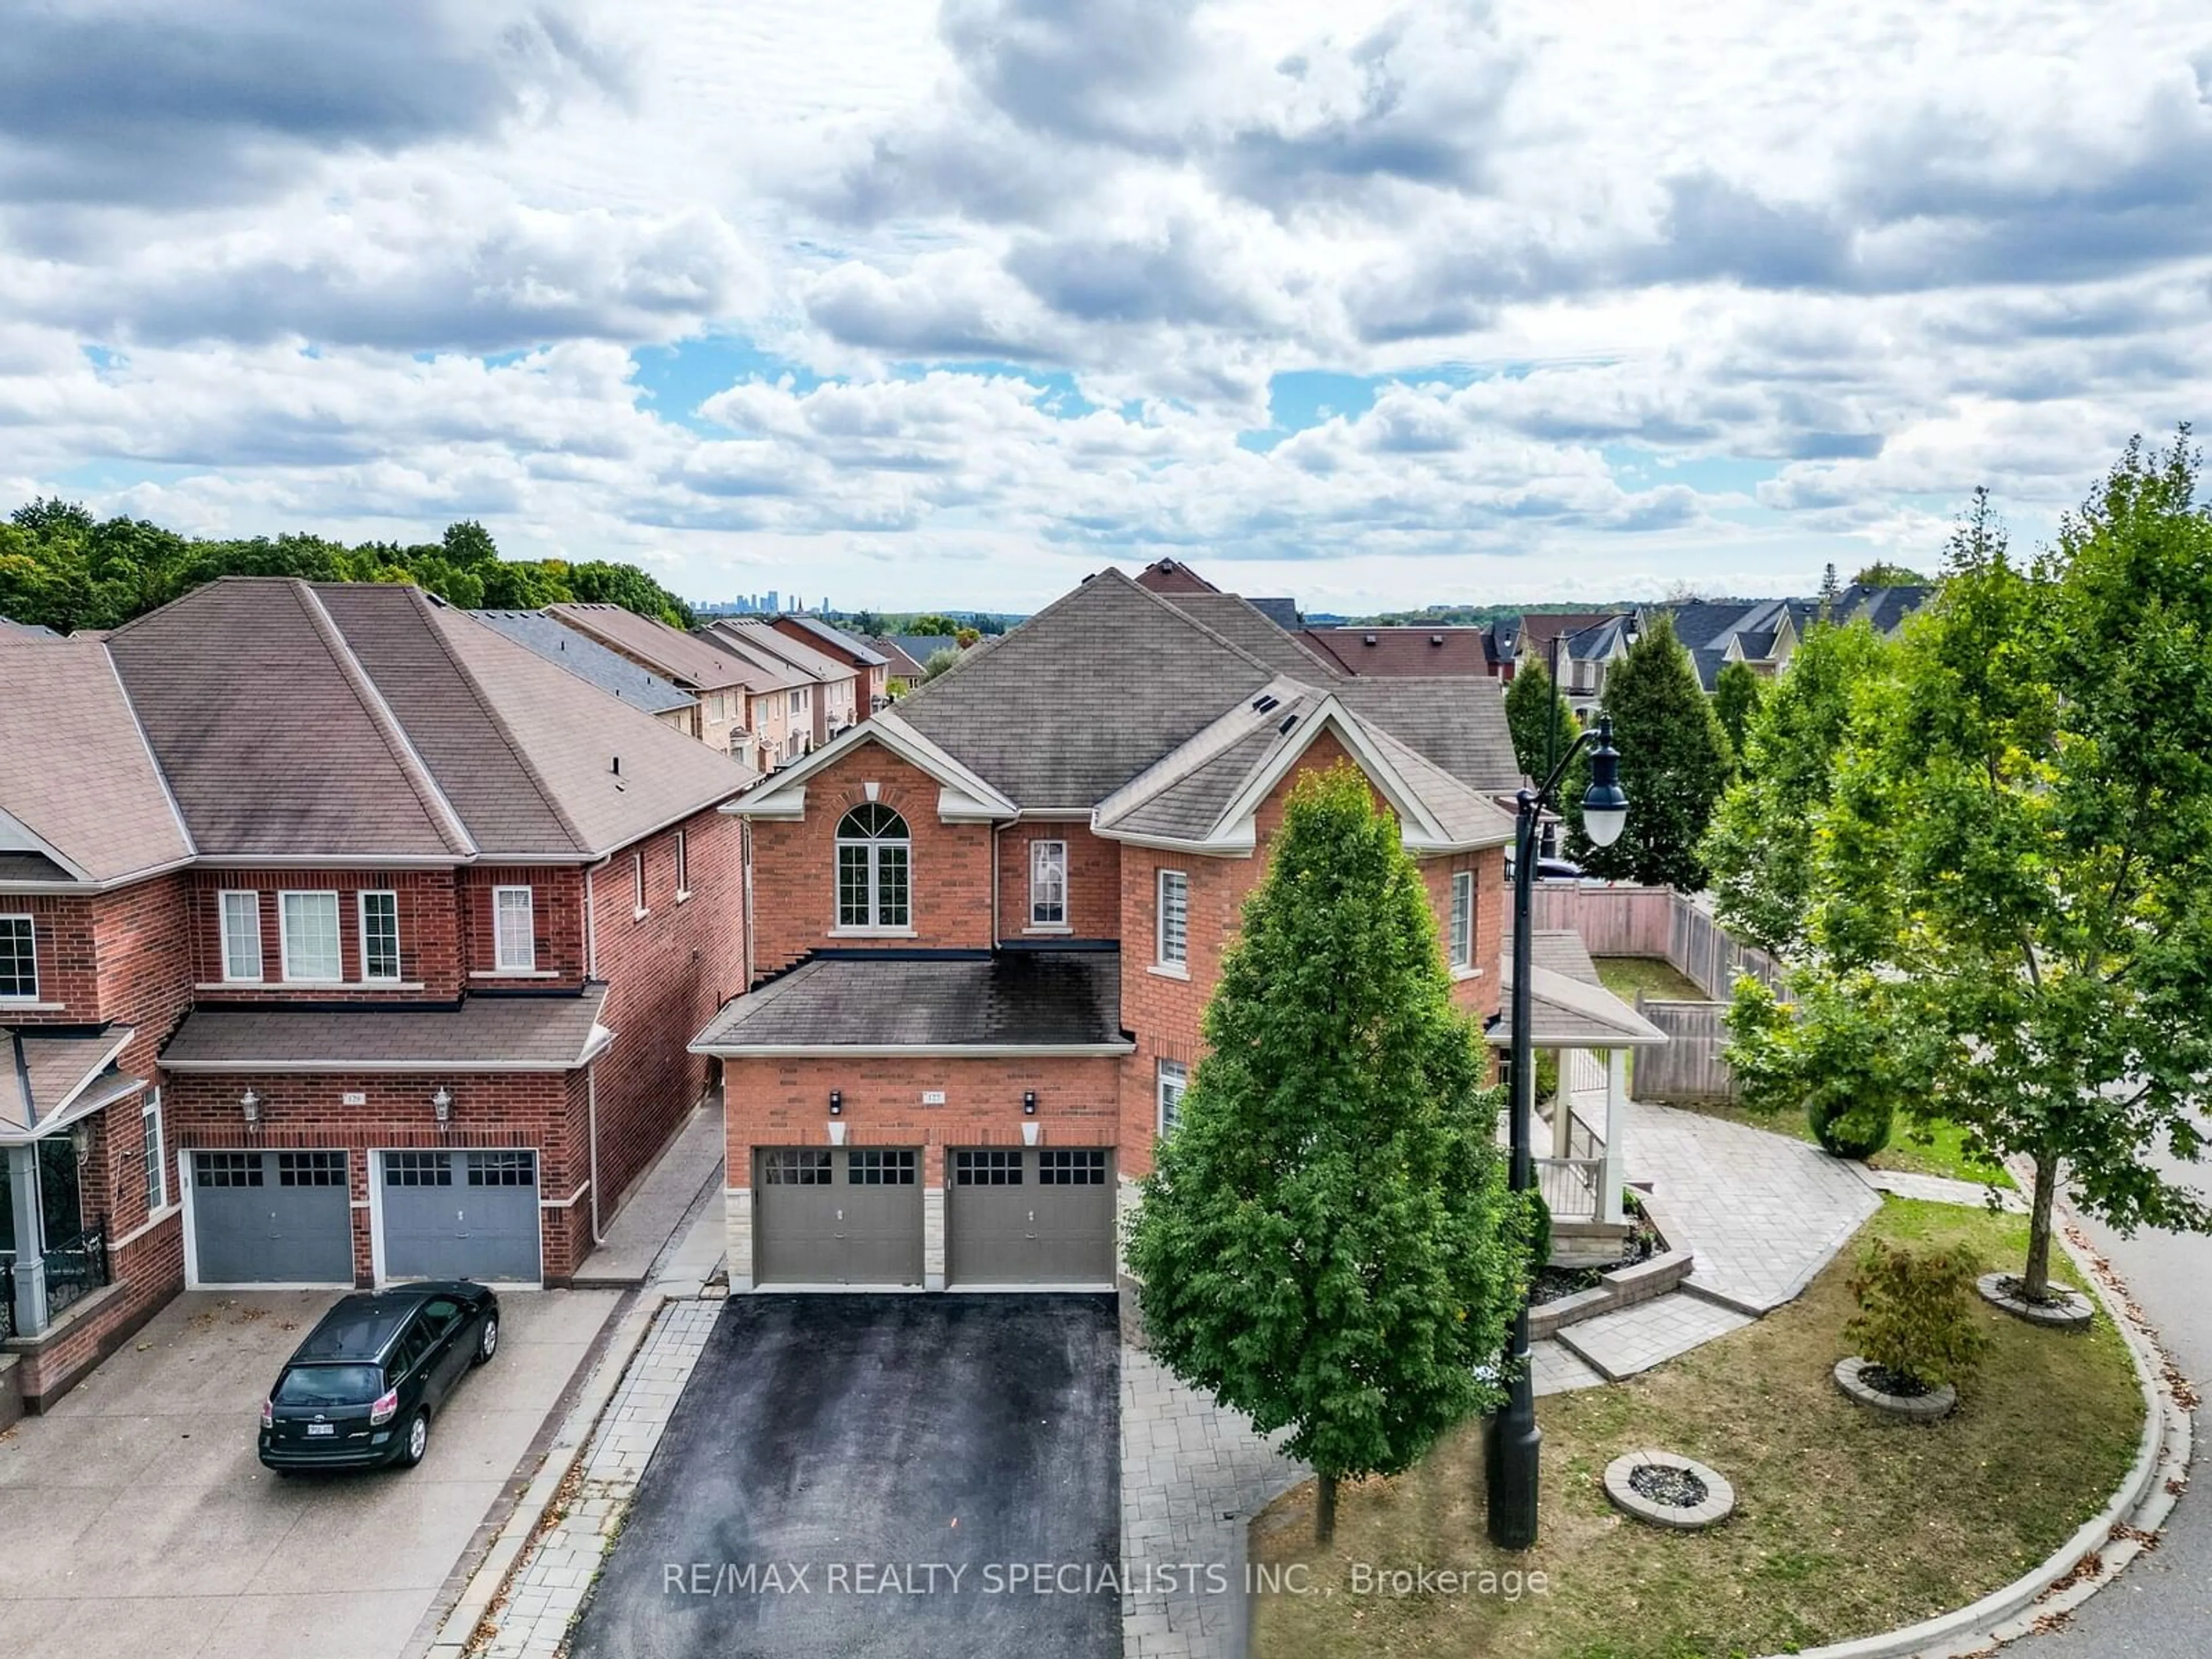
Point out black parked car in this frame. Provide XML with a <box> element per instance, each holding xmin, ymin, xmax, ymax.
<box><xmin>259</xmin><ymin>1282</ymin><xmax>500</xmax><ymax>1472</ymax></box>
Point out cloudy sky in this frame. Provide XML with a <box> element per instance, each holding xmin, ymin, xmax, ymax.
<box><xmin>3</xmin><ymin>1</ymin><xmax>2209</xmax><ymax>612</ymax></box>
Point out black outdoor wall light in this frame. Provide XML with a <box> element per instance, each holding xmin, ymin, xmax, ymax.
<box><xmin>1022</xmin><ymin>1091</ymin><xmax>1037</xmax><ymax>1115</ymax></box>
<box><xmin>828</xmin><ymin>1090</ymin><xmax>843</xmax><ymax>1116</ymax></box>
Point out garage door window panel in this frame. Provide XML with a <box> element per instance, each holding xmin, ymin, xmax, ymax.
<box><xmin>953</xmin><ymin>1149</ymin><xmax>1023</xmax><ymax>1184</ymax></box>
<box><xmin>196</xmin><ymin>1150</ymin><xmax>263</xmax><ymax>1188</ymax></box>
<box><xmin>763</xmin><ymin>1149</ymin><xmax>833</xmax><ymax>1184</ymax></box>
<box><xmin>386</xmin><ymin>1152</ymin><xmax>453</xmax><ymax>1186</ymax></box>
<box><xmin>1040</xmin><ymin>1149</ymin><xmax>1108</xmax><ymax>1184</ymax></box>
<box><xmin>848</xmin><ymin>1149</ymin><xmax>916</xmax><ymax>1184</ymax></box>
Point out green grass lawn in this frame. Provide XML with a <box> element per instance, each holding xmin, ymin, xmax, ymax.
<box><xmin>1249</xmin><ymin>1198</ymin><xmax>2139</xmax><ymax>1659</ymax></box>
<box><xmin>1591</xmin><ymin>957</ymin><xmax>2013</xmax><ymax>1191</ymax></box>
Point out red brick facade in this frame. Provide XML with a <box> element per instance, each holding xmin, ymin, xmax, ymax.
<box><xmin>722</xmin><ymin>726</ymin><xmax>1508</xmax><ymax>1273</ymax></box>
<box><xmin>4</xmin><ymin>806</ymin><xmax>741</xmax><ymax>1411</ymax></box>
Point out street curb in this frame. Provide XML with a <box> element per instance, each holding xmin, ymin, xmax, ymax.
<box><xmin>423</xmin><ymin>1289</ymin><xmax>672</xmax><ymax>1659</ymax></box>
<box><xmin>1759</xmin><ymin>1194</ymin><xmax>2187</xmax><ymax>1659</ymax></box>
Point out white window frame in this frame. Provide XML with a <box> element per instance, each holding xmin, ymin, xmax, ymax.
<box><xmin>1029</xmin><ymin>839</ymin><xmax>1068</xmax><ymax>929</ymax></box>
<box><xmin>1156</xmin><ymin>869</ymin><xmax>1189</xmax><ymax>969</ymax></box>
<box><xmin>0</xmin><ymin>912</ymin><xmax>36</xmax><ymax>1001</ymax></box>
<box><xmin>1449</xmin><ymin>870</ymin><xmax>1475</xmax><ymax>970</ymax></box>
<box><xmin>358</xmin><ymin>889</ymin><xmax>401</xmax><ymax>982</ymax></box>
<box><xmin>1157</xmin><ymin>1060</ymin><xmax>1188</xmax><ymax>1138</ymax></box>
<box><xmin>277</xmin><ymin>889</ymin><xmax>343</xmax><ymax>983</ymax></box>
<box><xmin>493</xmin><ymin>885</ymin><xmax>536</xmax><ymax>971</ymax></box>
<box><xmin>674</xmin><ymin>830</ymin><xmax>691</xmax><ymax>902</ymax></box>
<box><xmin>142</xmin><ymin>1089</ymin><xmax>167</xmax><ymax>1211</ymax></box>
<box><xmin>632</xmin><ymin>851</ymin><xmax>649</xmax><ymax>921</ymax></box>
<box><xmin>835</xmin><ymin>805</ymin><xmax>911</xmax><ymax>931</ymax></box>
<box><xmin>218</xmin><ymin>889</ymin><xmax>262</xmax><ymax>982</ymax></box>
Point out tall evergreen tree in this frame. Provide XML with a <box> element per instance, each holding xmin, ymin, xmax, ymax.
<box><xmin>1502</xmin><ymin>656</ymin><xmax>1579</xmax><ymax>782</ymax></box>
<box><xmin>1125</xmin><ymin>766</ymin><xmax>1526</xmax><ymax>1543</ymax></box>
<box><xmin>1572</xmin><ymin>615</ymin><xmax>1733</xmax><ymax>888</ymax></box>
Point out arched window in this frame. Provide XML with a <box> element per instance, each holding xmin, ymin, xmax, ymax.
<box><xmin>835</xmin><ymin>804</ymin><xmax>910</xmax><ymax>929</ymax></box>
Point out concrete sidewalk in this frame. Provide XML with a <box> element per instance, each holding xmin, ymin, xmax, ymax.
<box><xmin>571</xmin><ymin>1094</ymin><xmax>725</xmax><ymax>1289</ymax></box>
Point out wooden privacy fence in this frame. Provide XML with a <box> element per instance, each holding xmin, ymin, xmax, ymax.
<box><xmin>1508</xmin><ymin>884</ymin><xmax>1786</xmax><ymax>1101</ymax></box>
<box><xmin>1630</xmin><ymin>998</ymin><xmax>1738</xmax><ymax>1103</ymax></box>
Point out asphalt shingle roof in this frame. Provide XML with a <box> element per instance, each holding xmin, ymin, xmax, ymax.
<box><xmin>0</xmin><ymin>639</ymin><xmax>192</xmax><ymax>882</ymax></box>
<box><xmin>547</xmin><ymin>603</ymin><xmax>755</xmax><ymax>692</ymax></box>
<box><xmin>885</xmin><ymin>634</ymin><xmax>960</xmax><ymax>668</ymax></box>
<box><xmin>1299</xmin><ymin>627</ymin><xmax>1496</xmax><ymax>677</ymax></box>
<box><xmin>705</xmin><ymin>618</ymin><xmax>855</xmax><ymax>685</ymax></box>
<box><xmin>690</xmin><ymin>952</ymin><xmax>1127</xmax><ymax>1050</ymax></box>
<box><xmin>1159</xmin><ymin>592</ymin><xmax>1343</xmax><ymax>679</ymax></box>
<box><xmin>469</xmin><ymin>610</ymin><xmax>698</xmax><ymax>715</ymax></box>
<box><xmin>1332</xmin><ymin>679</ymin><xmax>1526</xmax><ymax>793</ymax></box>
<box><xmin>895</xmin><ymin>570</ymin><xmax>1277</xmax><ymax>810</ymax></box>
<box><xmin>160</xmin><ymin>985</ymin><xmax>611</xmax><ymax>1071</ymax></box>
<box><xmin>778</xmin><ymin>616</ymin><xmax>888</xmax><ymax>667</ymax></box>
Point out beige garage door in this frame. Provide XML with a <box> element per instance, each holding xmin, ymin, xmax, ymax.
<box><xmin>753</xmin><ymin>1147</ymin><xmax>923</xmax><ymax>1286</ymax></box>
<box><xmin>946</xmin><ymin>1147</ymin><xmax>1115</xmax><ymax>1286</ymax></box>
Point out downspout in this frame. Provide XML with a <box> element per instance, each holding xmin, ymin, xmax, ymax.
<box><xmin>991</xmin><ymin>821</ymin><xmax>1002</xmax><ymax>946</ymax></box>
<box><xmin>583</xmin><ymin>856</ymin><xmax>608</xmax><ymax>1243</ymax></box>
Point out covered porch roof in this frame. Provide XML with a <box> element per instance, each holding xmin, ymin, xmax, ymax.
<box><xmin>158</xmin><ymin>988</ymin><xmax>612</xmax><ymax>1073</ymax></box>
<box><xmin>3</xmin><ymin>1024</ymin><xmax>142</xmax><ymax>1143</ymax></box>
<box><xmin>1486</xmin><ymin>931</ymin><xmax>1669</xmax><ymax>1051</ymax></box>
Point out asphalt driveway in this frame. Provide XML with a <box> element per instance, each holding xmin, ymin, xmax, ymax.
<box><xmin>0</xmin><ymin>1286</ymin><xmax>618</xmax><ymax>1659</ymax></box>
<box><xmin>568</xmin><ymin>1294</ymin><xmax>1122</xmax><ymax>1659</ymax></box>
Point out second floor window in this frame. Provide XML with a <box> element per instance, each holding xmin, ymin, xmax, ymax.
<box><xmin>1030</xmin><ymin>839</ymin><xmax>1067</xmax><ymax>927</ymax></box>
<box><xmin>494</xmin><ymin>885</ymin><xmax>536</xmax><ymax>971</ymax></box>
<box><xmin>1157</xmin><ymin>869</ymin><xmax>1188</xmax><ymax>967</ymax></box>
<box><xmin>1449</xmin><ymin>871</ymin><xmax>1474</xmax><ymax>969</ymax></box>
<box><xmin>675</xmin><ymin>830</ymin><xmax>690</xmax><ymax>898</ymax></box>
<box><xmin>359</xmin><ymin>891</ymin><xmax>401</xmax><ymax>981</ymax></box>
<box><xmin>219</xmin><ymin>889</ymin><xmax>262</xmax><ymax>981</ymax></box>
<box><xmin>836</xmin><ymin>803</ymin><xmax>910</xmax><ymax>929</ymax></box>
<box><xmin>789</xmin><ymin>688</ymin><xmax>808</xmax><ymax>715</ymax></box>
<box><xmin>279</xmin><ymin>891</ymin><xmax>342</xmax><ymax>981</ymax></box>
<box><xmin>0</xmin><ymin>914</ymin><xmax>34</xmax><ymax>999</ymax></box>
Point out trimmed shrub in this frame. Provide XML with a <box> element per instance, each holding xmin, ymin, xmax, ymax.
<box><xmin>1524</xmin><ymin>1190</ymin><xmax>1554</xmax><ymax>1272</ymax></box>
<box><xmin>1809</xmin><ymin>1093</ymin><xmax>1894</xmax><ymax>1159</ymax></box>
<box><xmin>1845</xmin><ymin>1240</ymin><xmax>1990</xmax><ymax>1393</ymax></box>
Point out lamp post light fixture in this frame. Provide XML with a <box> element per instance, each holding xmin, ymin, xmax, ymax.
<box><xmin>1486</xmin><ymin>714</ymin><xmax>1627</xmax><ymax>1552</ymax></box>
<box><xmin>239</xmin><ymin>1088</ymin><xmax>262</xmax><ymax>1130</ymax></box>
<box><xmin>431</xmin><ymin>1086</ymin><xmax>454</xmax><ymax>1130</ymax></box>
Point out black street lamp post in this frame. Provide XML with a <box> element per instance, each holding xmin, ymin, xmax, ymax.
<box><xmin>1486</xmin><ymin>714</ymin><xmax>1627</xmax><ymax>1551</ymax></box>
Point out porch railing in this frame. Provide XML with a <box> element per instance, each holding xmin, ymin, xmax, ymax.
<box><xmin>2</xmin><ymin>1221</ymin><xmax>111</xmax><ymax>1329</ymax></box>
<box><xmin>1533</xmin><ymin>1157</ymin><xmax>1605</xmax><ymax>1222</ymax></box>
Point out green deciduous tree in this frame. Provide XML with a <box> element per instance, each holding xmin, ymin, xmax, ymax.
<box><xmin>1852</xmin><ymin>561</ymin><xmax>1928</xmax><ymax>586</ymax></box>
<box><xmin>1711</xmin><ymin>660</ymin><xmax>1765</xmax><ymax>763</ymax></box>
<box><xmin>921</xmin><ymin>647</ymin><xmax>960</xmax><ymax>681</ymax></box>
<box><xmin>1503</xmin><ymin>656</ymin><xmax>1579</xmax><ymax>782</ymax></box>
<box><xmin>1724</xmin><ymin>444</ymin><xmax>2212</xmax><ymax>1301</ymax></box>
<box><xmin>1572</xmin><ymin>614</ymin><xmax>1733</xmax><ymax>889</ymax></box>
<box><xmin>1126</xmin><ymin>766</ymin><xmax>1526</xmax><ymax>1544</ymax></box>
<box><xmin>1705</xmin><ymin>619</ymin><xmax>1897</xmax><ymax>955</ymax></box>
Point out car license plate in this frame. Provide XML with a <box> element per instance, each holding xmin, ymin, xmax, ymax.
<box><xmin>306</xmin><ymin>1422</ymin><xmax>336</xmax><ymax>1437</ymax></box>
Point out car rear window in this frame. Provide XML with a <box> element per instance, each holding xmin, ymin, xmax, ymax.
<box><xmin>274</xmin><ymin>1363</ymin><xmax>384</xmax><ymax>1405</ymax></box>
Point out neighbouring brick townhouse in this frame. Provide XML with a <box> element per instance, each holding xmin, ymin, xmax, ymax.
<box><xmin>766</xmin><ymin>615</ymin><xmax>891</xmax><ymax>714</ymax></box>
<box><xmin>691</xmin><ymin>569</ymin><xmax>1528</xmax><ymax>1293</ymax></box>
<box><xmin>696</xmin><ymin>617</ymin><xmax>863</xmax><ymax>750</ymax></box>
<box><xmin>543</xmin><ymin>600</ymin><xmax>762</xmax><ymax>762</ymax></box>
<box><xmin>0</xmin><ymin>578</ymin><xmax>750</xmax><ymax>1415</ymax></box>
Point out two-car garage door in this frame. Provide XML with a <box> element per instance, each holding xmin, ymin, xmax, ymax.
<box><xmin>751</xmin><ymin>1145</ymin><xmax>1115</xmax><ymax>1288</ymax></box>
<box><xmin>187</xmin><ymin>1147</ymin><xmax>541</xmax><ymax>1287</ymax></box>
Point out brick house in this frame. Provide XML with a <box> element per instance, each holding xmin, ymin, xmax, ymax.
<box><xmin>544</xmin><ymin>601</ymin><xmax>761</xmax><ymax>761</ymax></box>
<box><xmin>0</xmin><ymin>579</ymin><xmax>749</xmax><ymax>1414</ymax></box>
<box><xmin>696</xmin><ymin>618</ymin><xmax>862</xmax><ymax>749</ymax></box>
<box><xmin>469</xmin><ymin>607</ymin><xmax>702</xmax><ymax>738</ymax></box>
<box><xmin>691</xmin><ymin>570</ymin><xmax>1528</xmax><ymax>1292</ymax></box>
<box><xmin>767</xmin><ymin>615</ymin><xmax>891</xmax><ymax>713</ymax></box>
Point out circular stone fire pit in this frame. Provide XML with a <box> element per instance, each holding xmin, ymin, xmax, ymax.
<box><xmin>1834</xmin><ymin>1356</ymin><xmax>1958</xmax><ymax>1422</ymax></box>
<box><xmin>1602</xmin><ymin>1450</ymin><xmax>1735</xmax><ymax>1531</ymax></box>
<box><xmin>1977</xmin><ymin>1272</ymin><xmax>2095</xmax><ymax>1331</ymax></box>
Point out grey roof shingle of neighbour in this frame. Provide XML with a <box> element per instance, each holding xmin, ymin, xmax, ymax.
<box><xmin>160</xmin><ymin>985</ymin><xmax>610</xmax><ymax>1071</ymax></box>
<box><xmin>707</xmin><ymin>617</ymin><xmax>855</xmax><ymax>684</ymax></box>
<box><xmin>780</xmin><ymin>616</ymin><xmax>888</xmax><ymax>666</ymax></box>
<box><xmin>4</xmin><ymin>1025</ymin><xmax>131</xmax><ymax>1134</ymax></box>
<box><xmin>895</xmin><ymin>571</ymin><xmax>1277</xmax><ymax>809</ymax></box>
<box><xmin>692</xmin><ymin>621</ymin><xmax>814</xmax><ymax>691</ymax></box>
<box><xmin>0</xmin><ymin>639</ymin><xmax>193</xmax><ymax>882</ymax></box>
<box><xmin>691</xmin><ymin>952</ymin><xmax>1126</xmax><ymax>1050</ymax></box>
<box><xmin>1527</xmin><ymin>929</ymin><xmax>1602</xmax><ymax>986</ymax></box>
<box><xmin>469</xmin><ymin>610</ymin><xmax>698</xmax><ymax>715</ymax></box>
<box><xmin>1</xmin><ymin>616</ymin><xmax>60</xmax><ymax>639</ymax></box>
<box><xmin>1489</xmin><ymin>955</ymin><xmax>1667</xmax><ymax>1048</ymax></box>
<box><xmin>97</xmin><ymin>579</ymin><xmax>750</xmax><ymax>864</ymax></box>
<box><xmin>887</xmin><ymin>634</ymin><xmax>960</xmax><ymax>666</ymax></box>
<box><xmin>547</xmin><ymin>603</ymin><xmax>755</xmax><ymax>692</ymax></box>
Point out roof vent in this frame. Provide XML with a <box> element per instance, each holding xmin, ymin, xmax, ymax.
<box><xmin>1278</xmin><ymin>711</ymin><xmax>1299</xmax><ymax>735</ymax></box>
<box><xmin>611</xmin><ymin>756</ymin><xmax>621</xmax><ymax>777</ymax></box>
<box><xmin>1252</xmin><ymin>694</ymin><xmax>1279</xmax><ymax>714</ymax></box>
<box><xmin>1363</xmin><ymin>632</ymin><xmax>1377</xmax><ymax>646</ymax></box>
<box><xmin>1431</xmin><ymin>634</ymin><xmax>1444</xmax><ymax>646</ymax></box>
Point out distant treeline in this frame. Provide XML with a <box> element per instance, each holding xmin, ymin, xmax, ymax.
<box><xmin>0</xmin><ymin>498</ymin><xmax>694</xmax><ymax>635</ymax></box>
